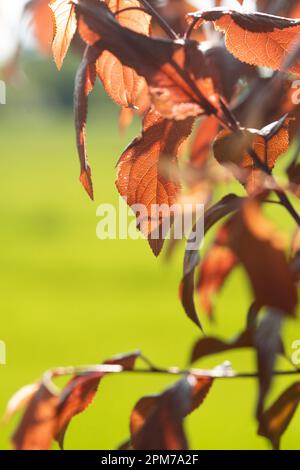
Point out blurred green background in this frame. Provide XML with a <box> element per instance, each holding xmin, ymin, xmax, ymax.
<box><xmin>0</xmin><ymin>52</ymin><xmax>300</xmax><ymax>450</ymax></box>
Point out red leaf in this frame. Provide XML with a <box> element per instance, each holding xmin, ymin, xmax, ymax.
<box><xmin>116</xmin><ymin>109</ymin><xmax>194</xmax><ymax>256</ymax></box>
<box><xmin>189</xmin><ymin>116</ymin><xmax>219</xmax><ymax>170</ymax></box>
<box><xmin>3</xmin><ymin>383</ymin><xmax>40</xmax><ymax>423</ymax></box>
<box><xmin>55</xmin><ymin>371</ymin><xmax>104</xmax><ymax>448</ymax></box>
<box><xmin>50</xmin><ymin>0</ymin><xmax>77</xmax><ymax>69</ymax></box>
<box><xmin>227</xmin><ymin>200</ymin><xmax>298</xmax><ymax>314</ymax></box>
<box><xmin>74</xmin><ymin>46</ymin><xmax>100</xmax><ymax>199</ymax></box>
<box><xmin>74</xmin><ymin>0</ymin><xmax>220</xmax><ymax>120</ymax></box>
<box><xmin>130</xmin><ymin>374</ymin><xmax>213</xmax><ymax>450</ymax></box>
<box><xmin>191</xmin><ymin>330</ymin><xmax>254</xmax><ymax>364</ymax></box>
<box><xmin>258</xmin><ymin>382</ymin><xmax>300</xmax><ymax>449</ymax></box>
<box><xmin>213</xmin><ymin>115</ymin><xmax>292</xmax><ymax>193</ymax></box>
<box><xmin>180</xmin><ymin>195</ymin><xmax>244</xmax><ymax>330</ymax></box>
<box><xmin>96</xmin><ymin>0</ymin><xmax>151</xmax><ymax>107</ymax></box>
<box><xmin>25</xmin><ymin>0</ymin><xmax>53</xmax><ymax>54</ymax></box>
<box><xmin>196</xmin><ymin>225</ymin><xmax>237</xmax><ymax>319</ymax></box>
<box><xmin>188</xmin><ymin>8</ymin><xmax>300</xmax><ymax>75</ymax></box>
<box><xmin>12</xmin><ymin>384</ymin><xmax>59</xmax><ymax>450</ymax></box>
<box><xmin>10</xmin><ymin>352</ymin><xmax>140</xmax><ymax>450</ymax></box>
<box><xmin>55</xmin><ymin>351</ymin><xmax>140</xmax><ymax>448</ymax></box>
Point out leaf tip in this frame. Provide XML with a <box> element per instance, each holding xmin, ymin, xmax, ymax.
<box><xmin>80</xmin><ymin>168</ymin><xmax>94</xmax><ymax>200</ymax></box>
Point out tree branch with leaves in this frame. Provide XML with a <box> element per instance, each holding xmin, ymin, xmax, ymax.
<box><xmin>7</xmin><ymin>0</ymin><xmax>300</xmax><ymax>451</ymax></box>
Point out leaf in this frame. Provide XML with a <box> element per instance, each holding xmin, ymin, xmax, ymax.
<box><xmin>130</xmin><ymin>374</ymin><xmax>213</xmax><ymax>450</ymax></box>
<box><xmin>116</xmin><ymin>109</ymin><xmax>194</xmax><ymax>256</ymax></box>
<box><xmin>25</xmin><ymin>0</ymin><xmax>53</xmax><ymax>54</ymax></box>
<box><xmin>258</xmin><ymin>382</ymin><xmax>300</xmax><ymax>449</ymax></box>
<box><xmin>255</xmin><ymin>309</ymin><xmax>283</xmax><ymax>422</ymax></box>
<box><xmin>188</xmin><ymin>8</ymin><xmax>300</xmax><ymax>75</ymax></box>
<box><xmin>196</xmin><ymin>225</ymin><xmax>237</xmax><ymax>319</ymax></box>
<box><xmin>190</xmin><ymin>330</ymin><xmax>254</xmax><ymax>364</ymax></box>
<box><xmin>74</xmin><ymin>0</ymin><xmax>221</xmax><ymax>120</ymax></box>
<box><xmin>227</xmin><ymin>200</ymin><xmax>298</xmax><ymax>314</ymax></box>
<box><xmin>74</xmin><ymin>46</ymin><xmax>100</xmax><ymax>199</ymax></box>
<box><xmin>12</xmin><ymin>384</ymin><xmax>59</xmax><ymax>450</ymax></box>
<box><xmin>3</xmin><ymin>383</ymin><xmax>40</xmax><ymax>423</ymax></box>
<box><xmin>189</xmin><ymin>115</ymin><xmax>219</xmax><ymax>170</ymax></box>
<box><xmin>10</xmin><ymin>351</ymin><xmax>140</xmax><ymax>450</ymax></box>
<box><xmin>50</xmin><ymin>0</ymin><xmax>78</xmax><ymax>69</ymax></box>
<box><xmin>191</xmin><ymin>301</ymin><xmax>285</xmax><ymax>365</ymax></box>
<box><xmin>96</xmin><ymin>0</ymin><xmax>151</xmax><ymax>107</ymax></box>
<box><xmin>213</xmin><ymin>115</ymin><xmax>292</xmax><ymax>193</ymax></box>
<box><xmin>55</xmin><ymin>351</ymin><xmax>140</xmax><ymax>449</ymax></box>
<box><xmin>203</xmin><ymin>44</ymin><xmax>257</xmax><ymax>102</ymax></box>
<box><xmin>180</xmin><ymin>194</ymin><xmax>244</xmax><ymax>330</ymax></box>
<box><xmin>55</xmin><ymin>371</ymin><xmax>105</xmax><ymax>449</ymax></box>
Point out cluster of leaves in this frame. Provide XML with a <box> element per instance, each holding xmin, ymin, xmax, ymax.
<box><xmin>4</xmin><ymin>351</ymin><xmax>214</xmax><ymax>450</ymax></box>
<box><xmin>8</xmin><ymin>0</ymin><xmax>300</xmax><ymax>450</ymax></box>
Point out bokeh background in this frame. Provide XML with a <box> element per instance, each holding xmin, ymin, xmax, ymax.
<box><xmin>0</xmin><ymin>0</ymin><xmax>300</xmax><ymax>450</ymax></box>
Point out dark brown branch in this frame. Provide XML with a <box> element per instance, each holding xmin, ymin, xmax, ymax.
<box><xmin>184</xmin><ymin>16</ymin><xmax>200</xmax><ymax>39</ymax></box>
<box><xmin>114</xmin><ymin>6</ymin><xmax>150</xmax><ymax>18</ymax></box>
<box><xmin>42</xmin><ymin>363</ymin><xmax>300</xmax><ymax>390</ymax></box>
<box><xmin>139</xmin><ymin>0</ymin><xmax>178</xmax><ymax>39</ymax></box>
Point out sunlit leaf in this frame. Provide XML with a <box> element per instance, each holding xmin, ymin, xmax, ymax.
<box><xmin>116</xmin><ymin>109</ymin><xmax>194</xmax><ymax>256</ymax></box>
<box><xmin>188</xmin><ymin>8</ymin><xmax>300</xmax><ymax>75</ymax></box>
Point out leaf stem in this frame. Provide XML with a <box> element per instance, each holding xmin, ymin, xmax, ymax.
<box><xmin>42</xmin><ymin>363</ymin><xmax>300</xmax><ymax>387</ymax></box>
<box><xmin>114</xmin><ymin>6</ymin><xmax>151</xmax><ymax>18</ymax></box>
<box><xmin>138</xmin><ymin>0</ymin><xmax>179</xmax><ymax>39</ymax></box>
<box><xmin>275</xmin><ymin>190</ymin><xmax>300</xmax><ymax>226</ymax></box>
<box><xmin>183</xmin><ymin>16</ymin><xmax>200</xmax><ymax>39</ymax></box>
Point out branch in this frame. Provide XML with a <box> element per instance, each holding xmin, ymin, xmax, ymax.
<box><xmin>184</xmin><ymin>16</ymin><xmax>200</xmax><ymax>39</ymax></box>
<box><xmin>42</xmin><ymin>361</ymin><xmax>300</xmax><ymax>394</ymax></box>
<box><xmin>114</xmin><ymin>7</ymin><xmax>151</xmax><ymax>17</ymax></box>
<box><xmin>138</xmin><ymin>0</ymin><xmax>178</xmax><ymax>39</ymax></box>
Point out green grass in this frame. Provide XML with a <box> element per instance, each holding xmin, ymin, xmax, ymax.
<box><xmin>0</xmin><ymin>100</ymin><xmax>300</xmax><ymax>450</ymax></box>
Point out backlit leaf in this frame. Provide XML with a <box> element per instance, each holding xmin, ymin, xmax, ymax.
<box><xmin>196</xmin><ymin>225</ymin><xmax>237</xmax><ymax>319</ymax></box>
<box><xmin>188</xmin><ymin>8</ymin><xmax>300</xmax><ymax>75</ymax></box>
<box><xmin>213</xmin><ymin>115</ymin><xmax>292</xmax><ymax>193</ymax></box>
<box><xmin>180</xmin><ymin>194</ymin><xmax>244</xmax><ymax>330</ymax></box>
<box><xmin>25</xmin><ymin>0</ymin><xmax>53</xmax><ymax>54</ymax></box>
<box><xmin>189</xmin><ymin>116</ymin><xmax>219</xmax><ymax>170</ymax></box>
<box><xmin>116</xmin><ymin>109</ymin><xmax>194</xmax><ymax>256</ymax></box>
<box><xmin>258</xmin><ymin>382</ymin><xmax>300</xmax><ymax>449</ymax></box>
<box><xmin>227</xmin><ymin>200</ymin><xmax>297</xmax><ymax>314</ymax></box>
<box><xmin>55</xmin><ymin>351</ymin><xmax>140</xmax><ymax>449</ymax></box>
<box><xmin>130</xmin><ymin>374</ymin><xmax>213</xmax><ymax>450</ymax></box>
<box><xmin>74</xmin><ymin>46</ymin><xmax>100</xmax><ymax>199</ymax></box>
<box><xmin>74</xmin><ymin>0</ymin><xmax>221</xmax><ymax>120</ymax></box>
<box><xmin>50</xmin><ymin>0</ymin><xmax>77</xmax><ymax>69</ymax></box>
<box><xmin>12</xmin><ymin>384</ymin><xmax>59</xmax><ymax>450</ymax></box>
<box><xmin>96</xmin><ymin>0</ymin><xmax>151</xmax><ymax>107</ymax></box>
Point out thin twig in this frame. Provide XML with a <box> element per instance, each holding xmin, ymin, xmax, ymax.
<box><xmin>114</xmin><ymin>6</ymin><xmax>150</xmax><ymax>17</ymax></box>
<box><xmin>184</xmin><ymin>16</ymin><xmax>200</xmax><ymax>39</ymax></box>
<box><xmin>275</xmin><ymin>190</ymin><xmax>300</xmax><ymax>226</ymax></box>
<box><xmin>42</xmin><ymin>363</ymin><xmax>300</xmax><ymax>389</ymax></box>
<box><xmin>139</xmin><ymin>0</ymin><xmax>178</xmax><ymax>39</ymax></box>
